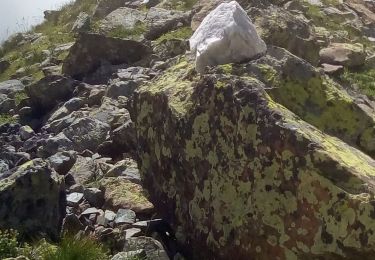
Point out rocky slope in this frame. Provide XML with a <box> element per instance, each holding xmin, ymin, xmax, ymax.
<box><xmin>0</xmin><ymin>0</ymin><xmax>375</xmax><ymax>259</ymax></box>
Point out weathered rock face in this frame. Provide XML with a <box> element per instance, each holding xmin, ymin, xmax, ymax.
<box><xmin>0</xmin><ymin>159</ymin><xmax>65</xmax><ymax>241</ymax></box>
<box><xmin>62</xmin><ymin>33</ymin><xmax>152</xmax><ymax>80</ymax></box>
<box><xmin>133</xmin><ymin>59</ymin><xmax>375</xmax><ymax>259</ymax></box>
<box><xmin>190</xmin><ymin>1</ymin><xmax>266</xmax><ymax>73</ymax></box>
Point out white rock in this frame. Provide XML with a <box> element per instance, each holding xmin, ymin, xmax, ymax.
<box><xmin>189</xmin><ymin>1</ymin><xmax>267</xmax><ymax>73</ymax></box>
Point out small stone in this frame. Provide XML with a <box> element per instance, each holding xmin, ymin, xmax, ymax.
<box><xmin>125</xmin><ymin>227</ymin><xmax>142</xmax><ymax>239</ymax></box>
<box><xmin>67</xmin><ymin>192</ymin><xmax>84</xmax><ymax>207</ymax></box>
<box><xmin>115</xmin><ymin>209</ymin><xmax>136</xmax><ymax>225</ymax></box>
<box><xmin>19</xmin><ymin>125</ymin><xmax>34</xmax><ymax>140</ymax></box>
<box><xmin>321</xmin><ymin>63</ymin><xmax>344</xmax><ymax>75</ymax></box>
<box><xmin>48</xmin><ymin>151</ymin><xmax>77</xmax><ymax>175</ymax></box>
<box><xmin>84</xmin><ymin>187</ymin><xmax>104</xmax><ymax>208</ymax></box>
<box><xmin>105</xmin><ymin>210</ymin><xmax>117</xmax><ymax>223</ymax></box>
<box><xmin>81</xmin><ymin>207</ymin><xmax>101</xmax><ymax>216</ymax></box>
<box><xmin>63</xmin><ymin>213</ymin><xmax>84</xmax><ymax>234</ymax></box>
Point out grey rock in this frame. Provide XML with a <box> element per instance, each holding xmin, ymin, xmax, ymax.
<box><xmin>145</xmin><ymin>8</ymin><xmax>191</xmax><ymax>40</ymax></box>
<box><xmin>42</xmin><ymin>65</ymin><xmax>61</xmax><ymax>76</ymax></box>
<box><xmin>67</xmin><ymin>192</ymin><xmax>84</xmax><ymax>207</ymax></box>
<box><xmin>106</xmin><ymin>80</ymin><xmax>138</xmax><ymax>99</ymax></box>
<box><xmin>26</xmin><ymin>75</ymin><xmax>78</xmax><ymax>111</ymax></box>
<box><xmin>105</xmin><ymin>210</ymin><xmax>117</xmax><ymax>223</ymax></box>
<box><xmin>48</xmin><ymin>151</ymin><xmax>77</xmax><ymax>175</ymax></box>
<box><xmin>0</xmin><ymin>159</ymin><xmax>65</xmax><ymax>241</ymax></box>
<box><xmin>0</xmin><ymin>160</ymin><xmax>9</xmax><ymax>174</ymax></box>
<box><xmin>0</xmin><ymin>80</ymin><xmax>25</xmax><ymax>96</ymax></box>
<box><xmin>111</xmin><ymin>120</ymin><xmax>137</xmax><ymax>153</ymax></box>
<box><xmin>37</xmin><ymin>133</ymin><xmax>74</xmax><ymax>158</ymax></box>
<box><xmin>67</xmin><ymin>155</ymin><xmax>103</xmax><ymax>185</ymax></box>
<box><xmin>99</xmin><ymin>7</ymin><xmax>146</xmax><ymax>33</ymax></box>
<box><xmin>111</xmin><ymin>249</ymin><xmax>146</xmax><ymax>260</ymax></box>
<box><xmin>19</xmin><ymin>125</ymin><xmax>35</xmax><ymax>140</ymax></box>
<box><xmin>63</xmin><ymin>213</ymin><xmax>84</xmax><ymax>233</ymax></box>
<box><xmin>125</xmin><ymin>227</ymin><xmax>142</xmax><ymax>239</ymax></box>
<box><xmin>0</xmin><ymin>95</ymin><xmax>16</xmax><ymax>114</ymax></box>
<box><xmin>124</xmin><ymin>236</ymin><xmax>169</xmax><ymax>260</ymax></box>
<box><xmin>115</xmin><ymin>209</ymin><xmax>136</xmax><ymax>225</ymax></box>
<box><xmin>81</xmin><ymin>207</ymin><xmax>101</xmax><ymax>216</ymax></box>
<box><xmin>84</xmin><ymin>187</ymin><xmax>104</xmax><ymax>208</ymax></box>
<box><xmin>62</xmin><ymin>117</ymin><xmax>110</xmax><ymax>152</ymax></box>
<box><xmin>72</xmin><ymin>12</ymin><xmax>91</xmax><ymax>33</ymax></box>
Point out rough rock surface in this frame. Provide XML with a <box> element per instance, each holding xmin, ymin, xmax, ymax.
<box><xmin>133</xmin><ymin>59</ymin><xmax>375</xmax><ymax>259</ymax></box>
<box><xmin>190</xmin><ymin>1</ymin><xmax>267</xmax><ymax>73</ymax></box>
<box><xmin>0</xmin><ymin>159</ymin><xmax>65</xmax><ymax>241</ymax></box>
<box><xmin>62</xmin><ymin>33</ymin><xmax>152</xmax><ymax>80</ymax></box>
<box><xmin>319</xmin><ymin>43</ymin><xmax>367</xmax><ymax>67</ymax></box>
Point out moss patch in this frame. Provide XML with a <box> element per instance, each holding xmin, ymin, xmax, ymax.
<box><xmin>155</xmin><ymin>26</ymin><xmax>193</xmax><ymax>44</ymax></box>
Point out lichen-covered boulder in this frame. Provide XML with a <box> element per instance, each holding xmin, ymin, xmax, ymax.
<box><xmin>0</xmin><ymin>159</ymin><xmax>65</xmax><ymax>241</ymax></box>
<box><xmin>240</xmin><ymin>46</ymin><xmax>375</xmax><ymax>157</ymax></box>
<box><xmin>190</xmin><ymin>1</ymin><xmax>266</xmax><ymax>73</ymax></box>
<box><xmin>133</xmin><ymin>58</ymin><xmax>375</xmax><ymax>259</ymax></box>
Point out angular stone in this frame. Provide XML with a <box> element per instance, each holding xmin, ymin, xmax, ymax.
<box><xmin>66</xmin><ymin>192</ymin><xmax>84</xmax><ymax>207</ymax></box>
<box><xmin>72</xmin><ymin>12</ymin><xmax>91</xmax><ymax>33</ymax></box>
<box><xmin>100</xmin><ymin>177</ymin><xmax>154</xmax><ymax>214</ymax></box>
<box><xmin>0</xmin><ymin>80</ymin><xmax>25</xmax><ymax>96</ymax></box>
<box><xmin>19</xmin><ymin>125</ymin><xmax>34</xmax><ymax>140</ymax></box>
<box><xmin>48</xmin><ymin>151</ymin><xmax>77</xmax><ymax>175</ymax></box>
<box><xmin>84</xmin><ymin>187</ymin><xmax>104</xmax><ymax>208</ymax></box>
<box><xmin>0</xmin><ymin>159</ymin><xmax>65</xmax><ymax>241</ymax></box>
<box><xmin>124</xmin><ymin>237</ymin><xmax>169</xmax><ymax>260</ymax></box>
<box><xmin>125</xmin><ymin>227</ymin><xmax>142</xmax><ymax>239</ymax></box>
<box><xmin>81</xmin><ymin>207</ymin><xmax>101</xmax><ymax>216</ymax></box>
<box><xmin>321</xmin><ymin>63</ymin><xmax>344</xmax><ymax>75</ymax></box>
<box><xmin>26</xmin><ymin>75</ymin><xmax>78</xmax><ymax>111</ymax></box>
<box><xmin>190</xmin><ymin>1</ymin><xmax>266</xmax><ymax>73</ymax></box>
<box><xmin>115</xmin><ymin>209</ymin><xmax>136</xmax><ymax>225</ymax></box>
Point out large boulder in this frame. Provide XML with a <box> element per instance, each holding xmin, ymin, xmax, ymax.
<box><xmin>190</xmin><ymin>1</ymin><xmax>267</xmax><ymax>73</ymax></box>
<box><xmin>62</xmin><ymin>33</ymin><xmax>152</xmax><ymax>80</ymax></box>
<box><xmin>133</xmin><ymin>59</ymin><xmax>375</xmax><ymax>259</ymax></box>
<box><xmin>0</xmin><ymin>159</ymin><xmax>65</xmax><ymax>241</ymax></box>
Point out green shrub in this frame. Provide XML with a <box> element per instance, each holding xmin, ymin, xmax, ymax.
<box><xmin>0</xmin><ymin>114</ymin><xmax>17</xmax><ymax>125</ymax></box>
<box><xmin>0</xmin><ymin>229</ymin><xmax>19</xmax><ymax>259</ymax></box>
<box><xmin>43</xmin><ymin>235</ymin><xmax>109</xmax><ymax>260</ymax></box>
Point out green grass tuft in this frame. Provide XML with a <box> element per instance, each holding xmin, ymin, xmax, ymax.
<box><xmin>43</xmin><ymin>235</ymin><xmax>109</xmax><ymax>260</ymax></box>
<box><xmin>0</xmin><ymin>229</ymin><xmax>19</xmax><ymax>259</ymax></box>
<box><xmin>340</xmin><ymin>68</ymin><xmax>375</xmax><ymax>98</ymax></box>
<box><xmin>155</xmin><ymin>26</ymin><xmax>193</xmax><ymax>44</ymax></box>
